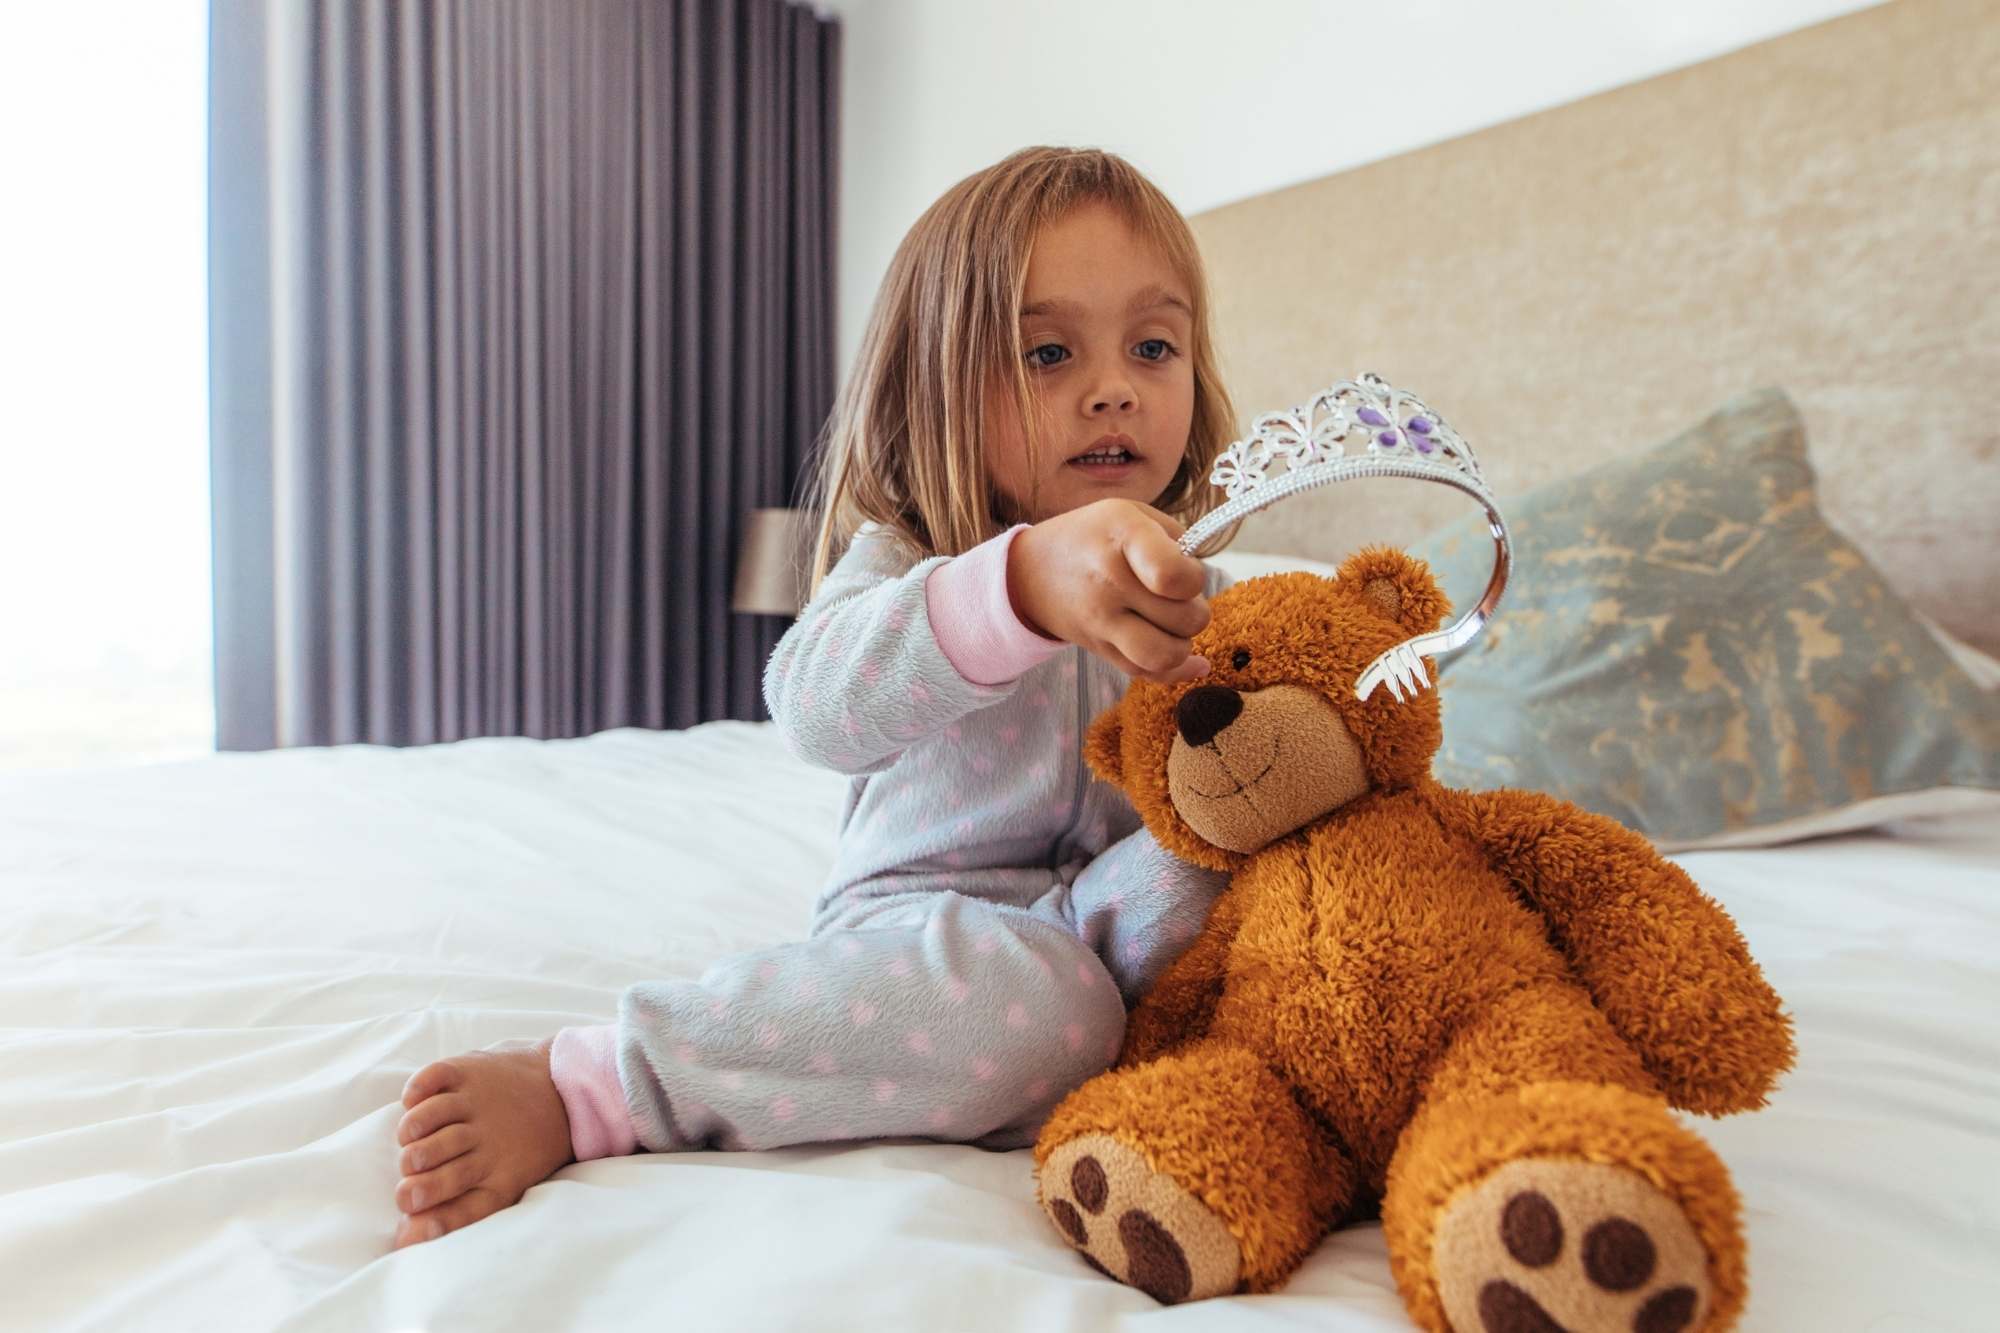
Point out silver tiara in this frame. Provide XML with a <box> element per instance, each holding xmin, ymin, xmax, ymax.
<box><xmin>1179</xmin><ymin>372</ymin><xmax>1511</xmax><ymax>704</ymax></box>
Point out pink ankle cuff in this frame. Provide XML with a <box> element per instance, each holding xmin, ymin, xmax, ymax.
<box><xmin>550</xmin><ymin>1023</ymin><xmax>639</xmax><ymax>1160</ymax></box>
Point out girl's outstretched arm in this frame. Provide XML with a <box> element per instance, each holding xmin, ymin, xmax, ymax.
<box><xmin>763</xmin><ymin>522</ymin><xmax>1067</xmax><ymax>774</ymax></box>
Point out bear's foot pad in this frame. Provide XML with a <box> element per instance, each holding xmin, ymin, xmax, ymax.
<box><xmin>1040</xmin><ymin>1133</ymin><xmax>1241</xmax><ymax>1303</ymax></box>
<box><xmin>1433</xmin><ymin>1158</ymin><xmax>1712</xmax><ymax>1333</ymax></box>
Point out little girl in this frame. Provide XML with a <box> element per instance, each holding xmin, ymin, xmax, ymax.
<box><xmin>388</xmin><ymin>146</ymin><xmax>1247</xmax><ymax>1250</ymax></box>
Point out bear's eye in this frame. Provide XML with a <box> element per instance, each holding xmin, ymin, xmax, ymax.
<box><xmin>1231</xmin><ymin>649</ymin><xmax>1251</xmax><ymax>670</ymax></box>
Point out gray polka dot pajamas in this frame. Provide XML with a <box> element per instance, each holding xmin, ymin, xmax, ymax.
<box><xmin>548</xmin><ymin>522</ymin><xmax>1234</xmax><ymax>1157</ymax></box>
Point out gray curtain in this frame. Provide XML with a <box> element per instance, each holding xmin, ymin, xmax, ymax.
<box><xmin>208</xmin><ymin>0</ymin><xmax>839</xmax><ymax>750</ymax></box>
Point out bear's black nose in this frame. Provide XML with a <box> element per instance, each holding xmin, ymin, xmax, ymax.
<box><xmin>1176</xmin><ymin>685</ymin><xmax>1243</xmax><ymax>748</ymax></box>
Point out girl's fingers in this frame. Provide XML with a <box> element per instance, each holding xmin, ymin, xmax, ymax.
<box><xmin>1118</xmin><ymin>518</ymin><xmax>1207</xmax><ymax>602</ymax></box>
<box><xmin>1104</xmin><ymin>614</ymin><xmax>1211</xmax><ymax>684</ymax></box>
<box><xmin>1121</xmin><ymin>581</ymin><xmax>1211</xmax><ymax>641</ymax></box>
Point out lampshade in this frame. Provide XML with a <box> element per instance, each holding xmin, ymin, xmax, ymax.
<box><xmin>731</xmin><ymin>508</ymin><xmax>811</xmax><ymax>616</ymax></box>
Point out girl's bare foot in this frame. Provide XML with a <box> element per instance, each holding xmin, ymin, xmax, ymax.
<box><xmin>391</xmin><ymin>1036</ymin><xmax>577</xmax><ymax>1249</ymax></box>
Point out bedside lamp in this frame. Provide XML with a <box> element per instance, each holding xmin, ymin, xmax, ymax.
<box><xmin>731</xmin><ymin>508</ymin><xmax>810</xmax><ymax>617</ymax></box>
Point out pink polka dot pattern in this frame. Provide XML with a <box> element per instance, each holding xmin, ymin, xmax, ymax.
<box><xmin>929</xmin><ymin>1107</ymin><xmax>954</xmax><ymax>1130</ymax></box>
<box><xmin>771</xmin><ymin>1095</ymin><xmax>797</xmax><ymax>1122</ymax></box>
<box><xmin>970</xmin><ymin>1056</ymin><xmax>998</xmax><ymax>1081</ymax></box>
<box><xmin>757</xmin><ymin>960</ymin><xmax>780</xmax><ymax>982</ymax></box>
<box><xmin>905</xmin><ymin>1030</ymin><xmax>933</xmax><ymax>1056</ymax></box>
<box><xmin>674</xmin><ymin>1043</ymin><xmax>697</xmax><ymax>1064</ymax></box>
<box><xmin>849</xmin><ymin>1000</ymin><xmax>878</xmax><ymax>1026</ymax></box>
<box><xmin>872</xmin><ymin>1078</ymin><xmax>898</xmax><ymax>1104</ymax></box>
<box><xmin>1006</xmin><ymin>1003</ymin><xmax>1028</xmax><ymax>1028</ymax></box>
<box><xmin>945</xmin><ymin>977</ymin><xmax>971</xmax><ymax>1003</ymax></box>
<box><xmin>886</xmin><ymin>957</ymin><xmax>911</xmax><ymax>977</ymax></box>
<box><xmin>1064</xmin><ymin>1023</ymin><xmax>1084</xmax><ymax>1051</ymax></box>
<box><xmin>809</xmin><ymin>1052</ymin><xmax>839</xmax><ymax>1075</ymax></box>
<box><xmin>757</xmin><ymin>1023</ymin><xmax>785</xmax><ymax>1049</ymax></box>
<box><xmin>1026</xmin><ymin>1078</ymin><xmax>1051</xmax><ymax>1100</ymax></box>
<box><xmin>909</xmin><ymin>681</ymin><xmax>930</xmax><ymax>704</ymax></box>
<box><xmin>719</xmin><ymin>1071</ymin><xmax>745</xmax><ymax>1091</ymax></box>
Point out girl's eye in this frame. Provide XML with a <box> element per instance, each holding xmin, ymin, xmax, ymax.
<box><xmin>1027</xmin><ymin>343</ymin><xmax>1069</xmax><ymax>369</ymax></box>
<box><xmin>1135</xmin><ymin>338</ymin><xmax>1178</xmax><ymax>362</ymax></box>
<box><xmin>1231</xmin><ymin>649</ymin><xmax>1251</xmax><ymax>670</ymax></box>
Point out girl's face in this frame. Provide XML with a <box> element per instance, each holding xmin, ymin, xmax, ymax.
<box><xmin>985</xmin><ymin>202</ymin><xmax>1197</xmax><ymax>524</ymax></box>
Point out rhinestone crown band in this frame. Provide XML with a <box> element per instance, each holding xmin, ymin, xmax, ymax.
<box><xmin>1179</xmin><ymin>372</ymin><xmax>1512</xmax><ymax>703</ymax></box>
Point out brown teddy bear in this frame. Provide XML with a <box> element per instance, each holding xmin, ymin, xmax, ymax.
<box><xmin>1033</xmin><ymin>548</ymin><xmax>1796</xmax><ymax>1333</ymax></box>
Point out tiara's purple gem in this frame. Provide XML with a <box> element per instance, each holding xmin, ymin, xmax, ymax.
<box><xmin>1357</xmin><ymin>407</ymin><xmax>1389</xmax><ymax>428</ymax></box>
<box><xmin>1377</xmin><ymin>430</ymin><xmax>1400</xmax><ymax>447</ymax></box>
<box><xmin>1407</xmin><ymin>416</ymin><xmax>1433</xmax><ymax>434</ymax></box>
<box><xmin>1414</xmin><ymin>436</ymin><xmax>1436</xmax><ymax>453</ymax></box>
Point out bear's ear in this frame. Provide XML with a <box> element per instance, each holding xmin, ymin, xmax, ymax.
<box><xmin>1335</xmin><ymin>544</ymin><xmax>1450</xmax><ymax>636</ymax></box>
<box><xmin>1083</xmin><ymin>708</ymin><xmax>1124</xmax><ymax>787</ymax></box>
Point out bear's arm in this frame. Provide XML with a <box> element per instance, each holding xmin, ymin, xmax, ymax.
<box><xmin>1439</xmin><ymin>786</ymin><xmax>1797</xmax><ymax>1116</ymax></box>
<box><xmin>1119</xmin><ymin>880</ymin><xmax>1248</xmax><ymax>1067</ymax></box>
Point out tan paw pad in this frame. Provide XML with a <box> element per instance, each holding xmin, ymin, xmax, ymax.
<box><xmin>1433</xmin><ymin>1158</ymin><xmax>1714</xmax><ymax>1333</ymax></box>
<box><xmin>1039</xmin><ymin>1133</ymin><xmax>1242</xmax><ymax>1303</ymax></box>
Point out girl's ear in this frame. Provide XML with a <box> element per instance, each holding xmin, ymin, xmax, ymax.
<box><xmin>1083</xmin><ymin>709</ymin><xmax>1124</xmax><ymax>786</ymax></box>
<box><xmin>1335</xmin><ymin>544</ymin><xmax>1449</xmax><ymax>636</ymax></box>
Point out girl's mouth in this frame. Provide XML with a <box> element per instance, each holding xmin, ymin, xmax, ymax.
<box><xmin>1067</xmin><ymin>448</ymin><xmax>1138</xmax><ymax>475</ymax></box>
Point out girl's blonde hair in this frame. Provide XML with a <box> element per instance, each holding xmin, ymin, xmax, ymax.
<box><xmin>796</xmin><ymin>146</ymin><xmax>1243</xmax><ymax>599</ymax></box>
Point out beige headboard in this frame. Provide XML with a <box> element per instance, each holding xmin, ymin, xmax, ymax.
<box><xmin>1189</xmin><ymin>0</ymin><xmax>1999</xmax><ymax>654</ymax></box>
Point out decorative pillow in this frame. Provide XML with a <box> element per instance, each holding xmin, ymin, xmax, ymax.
<box><xmin>1392</xmin><ymin>385</ymin><xmax>2000</xmax><ymax>850</ymax></box>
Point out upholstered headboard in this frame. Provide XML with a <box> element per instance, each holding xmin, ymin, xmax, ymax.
<box><xmin>1189</xmin><ymin>0</ymin><xmax>1998</xmax><ymax>653</ymax></box>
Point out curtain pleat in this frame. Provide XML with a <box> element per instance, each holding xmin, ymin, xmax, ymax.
<box><xmin>209</xmin><ymin>0</ymin><xmax>837</xmax><ymax>750</ymax></box>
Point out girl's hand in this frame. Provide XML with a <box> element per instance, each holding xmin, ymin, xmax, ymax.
<box><xmin>1007</xmin><ymin>499</ymin><xmax>1214</xmax><ymax>685</ymax></box>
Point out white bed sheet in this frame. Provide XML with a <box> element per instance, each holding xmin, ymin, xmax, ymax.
<box><xmin>1</xmin><ymin>722</ymin><xmax>1995</xmax><ymax>1332</ymax></box>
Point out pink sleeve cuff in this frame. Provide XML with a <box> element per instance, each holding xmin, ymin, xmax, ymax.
<box><xmin>550</xmin><ymin>1023</ymin><xmax>639</xmax><ymax>1161</ymax></box>
<box><xmin>923</xmin><ymin>524</ymin><xmax>1068</xmax><ymax>686</ymax></box>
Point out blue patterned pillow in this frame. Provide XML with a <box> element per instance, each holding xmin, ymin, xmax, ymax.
<box><xmin>1408</xmin><ymin>386</ymin><xmax>2000</xmax><ymax>849</ymax></box>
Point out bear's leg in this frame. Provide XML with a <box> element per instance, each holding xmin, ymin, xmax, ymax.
<box><xmin>1033</xmin><ymin>1037</ymin><xmax>1357</xmax><ymax>1302</ymax></box>
<box><xmin>1381</xmin><ymin>981</ymin><xmax>1746</xmax><ymax>1333</ymax></box>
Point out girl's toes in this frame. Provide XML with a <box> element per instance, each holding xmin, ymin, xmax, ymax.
<box><xmin>397</xmin><ymin>1150</ymin><xmax>488</xmax><ymax>1216</ymax></box>
<box><xmin>397</xmin><ymin>1188</ymin><xmax>503</xmax><ymax>1248</ymax></box>
<box><xmin>397</xmin><ymin>1092</ymin><xmax>470</xmax><ymax>1146</ymax></box>
<box><xmin>402</xmin><ymin>1059</ymin><xmax>465</xmax><ymax>1109</ymax></box>
<box><xmin>399</xmin><ymin>1122</ymin><xmax>475</xmax><ymax>1177</ymax></box>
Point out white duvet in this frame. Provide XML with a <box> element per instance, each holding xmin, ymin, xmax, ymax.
<box><xmin>2</xmin><ymin>722</ymin><xmax>1996</xmax><ymax>1332</ymax></box>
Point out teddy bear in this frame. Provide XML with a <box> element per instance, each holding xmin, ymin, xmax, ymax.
<box><xmin>1032</xmin><ymin>547</ymin><xmax>1796</xmax><ymax>1333</ymax></box>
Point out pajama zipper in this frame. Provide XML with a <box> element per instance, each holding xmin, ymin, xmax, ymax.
<box><xmin>1048</xmin><ymin>645</ymin><xmax>1089</xmax><ymax>870</ymax></box>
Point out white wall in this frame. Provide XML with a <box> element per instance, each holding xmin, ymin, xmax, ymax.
<box><xmin>821</xmin><ymin>0</ymin><xmax>1888</xmax><ymax>382</ymax></box>
<box><xmin>0</xmin><ymin>1</ymin><xmax>212</xmax><ymax>771</ymax></box>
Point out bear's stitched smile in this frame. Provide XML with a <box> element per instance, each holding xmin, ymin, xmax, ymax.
<box><xmin>1184</xmin><ymin>737</ymin><xmax>1281</xmax><ymax>801</ymax></box>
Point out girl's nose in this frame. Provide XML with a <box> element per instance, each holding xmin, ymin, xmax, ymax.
<box><xmin>1087</xmin><ymin>374</ymin><xmax>1136</xmax><ymax>415</ymax></box>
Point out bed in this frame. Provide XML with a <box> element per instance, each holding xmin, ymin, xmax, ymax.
<box><xmin>2</xmin><ymin>719</ymin><xmax>1996</xmax><ymax>1331</ymax></box>
<box><xmin>10</xmin><ymin>1</ymin><xmax>1999</xmax><ymax>1328</ymax></box>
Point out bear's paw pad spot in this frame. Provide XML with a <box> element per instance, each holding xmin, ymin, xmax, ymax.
<box><xmin>1037</xmin><ymin>1133</ymin><xmax>1241</xmax><ymax>1303</ymax></box>
<box><xmin>1433</xmin><ymin>1159</ymin><xmax>1711</xmax><ymax>1333</ymax></box>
